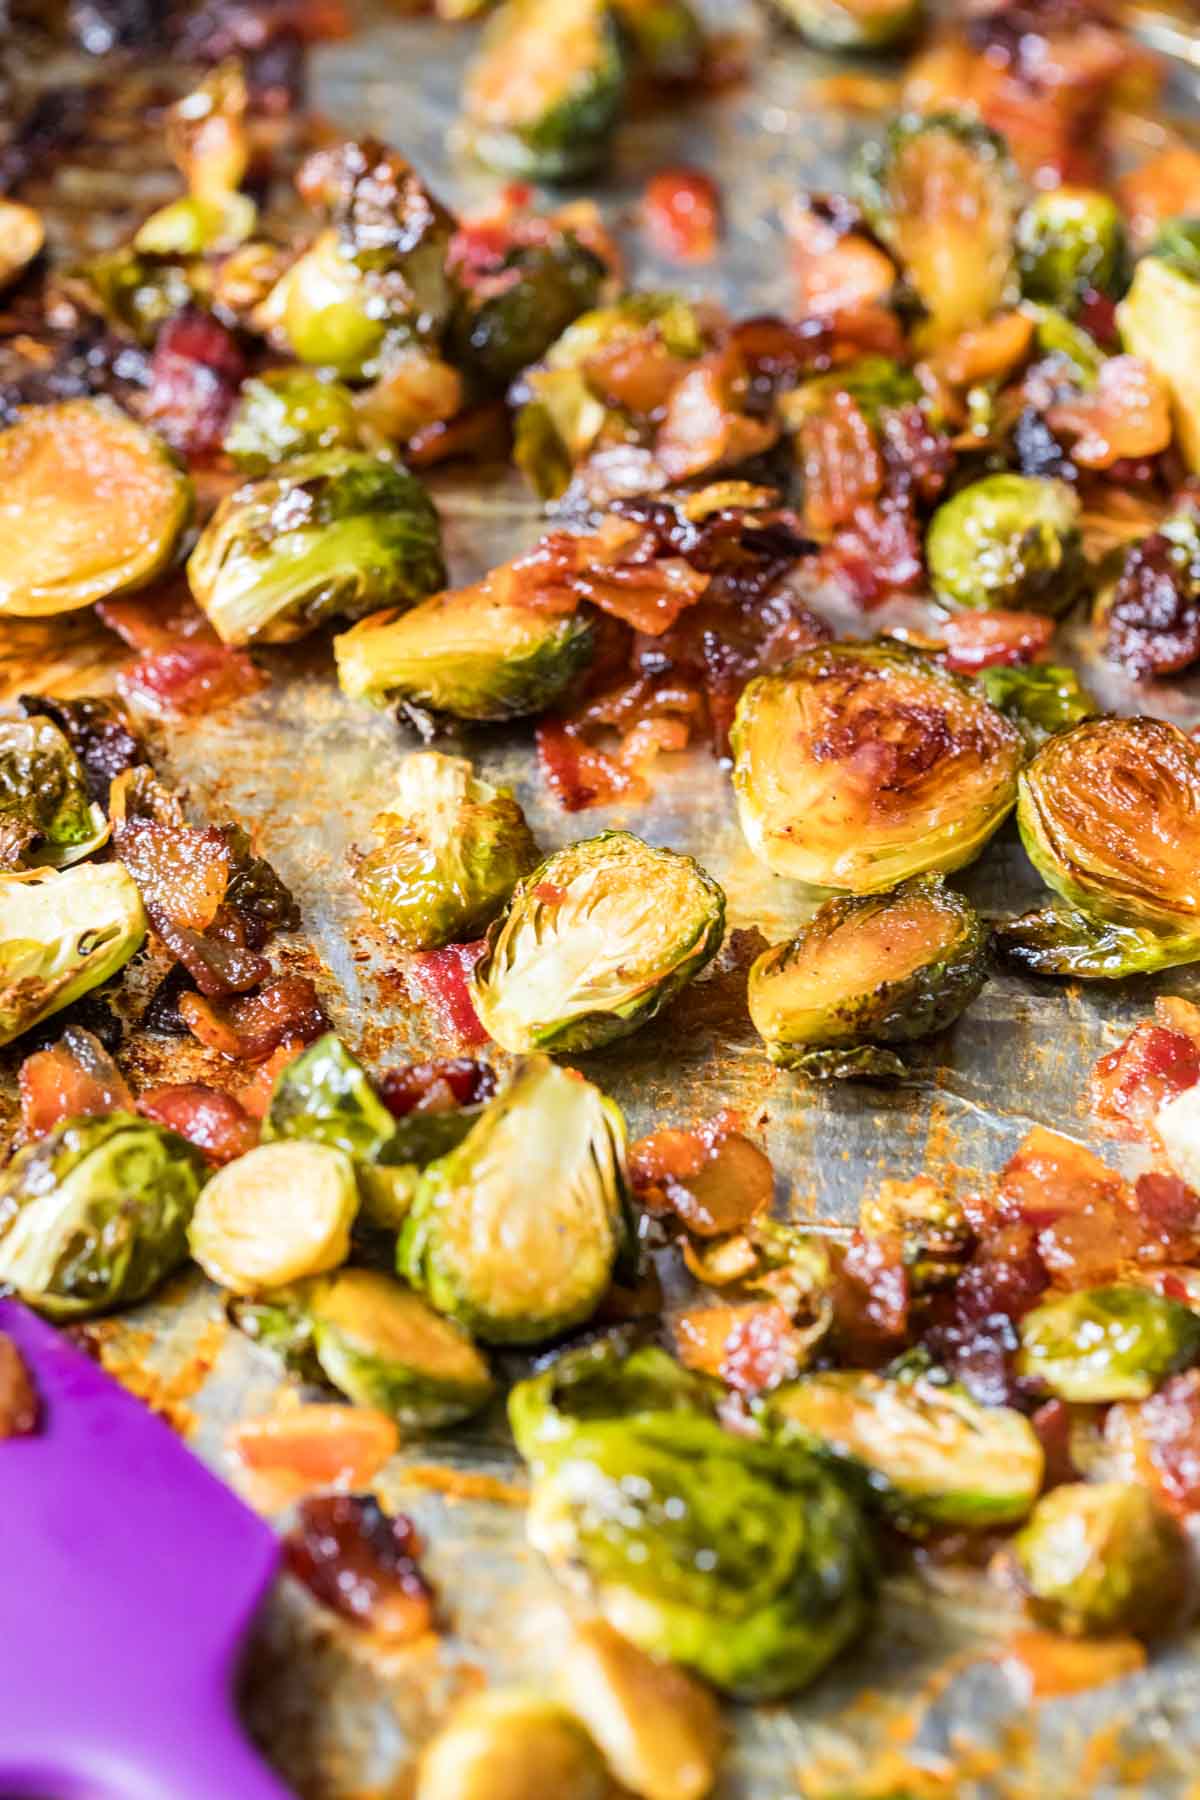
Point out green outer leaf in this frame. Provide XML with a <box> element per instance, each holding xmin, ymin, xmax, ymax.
<box><xmin>1016</xmin><ymin>189</ymin><xmax>1128</xmax><ymax>314</ymax></box>
<box><xmin>1017</xmin><ymin>1285</ymin><xmax>1200</xmax><ymax>1402</ymax></box>
<box><xmin>995</xmin><ymin>903</ymin><xmax>1200</xmax><ymax>979</ymax></box>
<box><xmin>309</xmin><ymin>1271</ymin><xmax>495</xmax><ymax>1428</ymax></box>
<box><xmin>447</xmin><ymin>237</ymin><xmax>607</xmax><ymax>393</ymax></box>
<box><xmin>1013</xmin><ymin>1481</ymin><xmax>1189</xmax><ymax>1639</ymax></box>
<box><xmin>224</xmin><ymin>370</ymin><xmax>361</xmax><ymax>474</ymax></box>
<box><xmin>262</xmin><ymin>1032</ymin><xmax>399</xmax><ymax>1162</ymax></box>
<box><xmin>978</xmin><ymin>663</ymin><xmax>1096</xmax><ymax>752</ymax></box>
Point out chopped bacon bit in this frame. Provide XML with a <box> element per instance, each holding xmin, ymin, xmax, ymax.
<box><xmin>933</xmin><ymin>1222</ymin><xmax>1048</xmax><ymax>1404</ymax></box>
<box><xmin>675</xmin><ymin>1301</ymin><xmax>803</xmax><ymax>1393</ymax></box>
<box><xmin>929</xmin><ymin>311</ymin><xmax>1034</xmax><ymax>391</ymax></box>
<box><xmin>230</xmin><ymin>1404</ymin><xmax>398</xmax><ymax>1489</ymax></box>
<box><xmin>118</xmin><ymin>642</ymin><xmax>266</xmax><ymax>719</ymax></box>
<box><xmin>790</xmin><ymin>203</ymin><xmax>896</xmax><ymax>321</ymax></box>
<box><xmin>1133</xmin><ymin>1171</ymin><xmax>1200</xmax><ymax>1263</ymax></box>
<box><xmin>1030</xmin><ymin>1399</ymin><xmax>1078</xmax><ymax>1489</ymax></box>
<box><xmin>511</xmin><ymin>520</ymin><xmax>710</xmax><ymax>637</ymax></box>
<box><xmin>1087</xmin><ymin>1022</ymin><xmax>1200</xmax><ymax>1140</ymax></box>
<box><xmin>1105</xmin><ymin>1370</ymin><xmax>1200</xmax><ymax>1515</ymax></box>
<box><xmin>0</xmin><ymin>1333</ymin><xmax>39</xmax><ymax>1438</ymax></box>
<box><xmin>284</xmin><ymin>1494</ymin><xmax>435</xmax><ymax>1640</ymax></box>
<box><xmin>630</xmin><ymin>1116</ymin><xmax>773</xmax><ymax>1238</ymax></box>
<box><xmin>814</xmin><ymin>498</ymin><xmax>924</xmax><ymax>606</ymax></box>
<box><xmin>97</xmin><ymin>585</ymin><xmax>216</xmax><ymax>654</ymax></box>
<box><xmin>1156</xmin><ymin>995</ymin><xmax>1200</xmax><ymax>1048</ymax></box>
<box><xmin>833</xmin><ymin>1231</ymin><xmax>909</xmax><ymax>1360</ymax></box>
<box><xmin>140</xmin><ymin>308</ymin><xmax>246</xmax><ymax>459</ymax></box>
<box><xmin>643</xmin><ymin>167</ymin><xmax>721</xmax><ymax>264</ymax></box>
<box><xmin>1001</xmin><ymin>1631</ymin><xmax>1146</xmax><ymax>1702</ymax></box>
<box><xmin>655</xmin><ymin>347</ymin><xmax>778</xmax><ymax>483</ymax></box>
<box><xmin>407</xmin><ymin>942</ymin><xmax>488</xmax><ymax>1048</ymax></box>
<box><xmin>1047</xmin><ymin>357</ymin><xmax>1171</xmax><ymax>471</ymax></box>
<box><xmin>235</xmin><ymin>1038</ymin><xmax>305</xmax><ymax>1119</ymax></box>
<box><xmin>994</xmin><ymin>1126</ymin><xmax>1128</xmax><ymax>1229</ymax></box>
<box><xmin>378</xmin><ymin>1058</ymin><xmax>496</xmax><ymax>1117</ymax></box>
<box><xmin>940</xmin><ymin>611</ymin><xmax>1055</xmax><ymax>673</ymax></box>
<box><xmin>536</xmin><ymin>717</ymin><xmax>643</xmax><ymax>812</ymax></box>
<box><xmin>179</xmin><ymin>974</ymin><xmax>329</xmax><ymax>1064</ymax></box>
<box><xmin>796</xmin><ymin>391</ymin><xmax>882</xmax><ymax>536</ymax></box>
<box><xmin>405</xmin><ymin>401</ymin><xmax>510</xmax><ymax>469</ymax></box>
<box><xmin>114</xmin><ymin>811</ymin><xmax>271</xmax><ymax>998</ymax></box>
<box><xmin>1118</xmin><ymin>145</ymin><xmax>1200</xmax><ymax>249</ymax></box>
<box><xmin>138</xmin><ymin>1083</ymin><xmax>260</xmax><ymax>1165</ymax></box>
<box><xmin>18</xmin><ymin>1027</ymin><xmax>133</xmax><ymax>1138</ymax></box>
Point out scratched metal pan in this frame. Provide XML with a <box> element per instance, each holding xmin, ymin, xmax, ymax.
<box><xmin>4</xmin><ymin>5</ymin><xmax>1200</xmax><ymax>1794</ymax></box>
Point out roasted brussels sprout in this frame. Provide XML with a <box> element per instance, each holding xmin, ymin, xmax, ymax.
<box><xmin>510</xmin><ymin>1340</ymin><xmax>876</xmax><ymax>1698</ymax></box>
<box><xmin>731</xmin><ymin>644</ymin><xmax>1022</xmax><ymax>892</ymax></box>
<box><xmin>977</xmin><ymin>663</ymin><xmax>1096</xmax><ymax>751</ymax></box>
<box><xmin>859</xmin><ymin>1177</ymin><xmax>971</xmax><ymax>1290</ymax></box>
<box><xmin>854</xmin><ymin>114</ymin><xmax>1018</xmax><ymax>347</ymax></box>
<box><xmin>1118</xmin><ymin>224</ymin><xmax>1200</xmax><ymax>471</ymax></box>
<box><xmin>355</xmin><ymin>752</ymin><xmax>539</xmax><ymax>948</ymax></box>
<box><xmin>758</xmin><ymin>1369</ymin><xmax>1043</xmax><ymax>1529</ymax></box>
<box><xmin>262</xmin><ymin>1032</ymin><xmax>399</xmax><ymax>1163</ymax></box>
<box><xmin>188</xmin><ymin>450</ymin><xmax>444</xmax><ymax>647</ymax></box>
<box><xmin>463</xmin><ymin>0</ymin><xmax>628</xmax><ymax>181</ymax></box>
<box><xmin>235</xmin><ymin>1268</ymin><xmax>494</xmax><ymax>1428</ymax></box>
<box><xmin>448</xmin><ymin>237</ymin><xmax>608</xmax><ymax>393</ymax></box>
<box><xmin>70</xmin><ymin>246</ymin><xmax>196</xmax><ymax>347</ymax></box>
<box><xmin>189</xmin><ymin>1139</ymin><xmax>359</xmax><ymax>1295</ymax></box>
<box><xmin>781</xmin><ymin>355</ymin><xmax>921</xmax><ymax>433</ymax></box>
<box><xmin>1017</xmin><ymin>188</ymin><xmax>1127</xmax><ymax>314</ymax></box>
<box><xmin>1017</xmin><ymin>1285</ymin><xmax>1200</xmax><ymax>1402</ymax></box>
<box><xmin>747</xmin><ymin>877</ymin><xmax>987</xmax><ymax>1079</ymax></box>
<box><xmin>135</xmin><ymin>61</ymin><xmax>256</xmax><ymax>255</ymax></box>
<box><xmin>223</xmin><ymin>370</ymin><xmax>361</xmax><ymax>473</ymax></box>
<box><xmin>0</xmin><ymin>862</ymin><xmax>145</xmax><ymax>1048</ymax></box>
<box><xmin>1000</xmin><ymin>718</ymin><xmax>1200</xmax><ymax>978</ymax></box>
<box><xmin>0</xmin><ymin>198</ymin><xmax>44</xmax><ymax>290</ymax></box>
<box><xmin>926</xmin><ymin>475</ymin><xmax>1086</xmax><ymax>616</ymax></box>
<box><xmin>0</xmin><ymin>1112</ymin><xmax>206</xmax><ymax>1319</ymax></box>
<box><xmin>334</xmin><ymin>574</ymin><xmax>595</xmax><ymax>719</ymax></box>
<box><xmin>1013</xmin><ymin>1481</ymin><xmax>1188</xmax><ymax>1640</ymax></box>
<box><xmin>0</xmin><ymin>400</ymin><xmax>191</xmax><ymax>618</ymax></box>
<box><xmin>613</xmin><ymin>0</ymin><xmax>707</xmax><ymax>80</ymax></box>
<box><xmin>767</xmin><ymin>0</ymin><xmax>924</xmax><ymax>52</ymax></box>
<box><xmin>473</xmin><ymin>831</ymin><xmax>724</xmax><ymax>1054</ymax></box>
<box><xmin>0</xmin><ymin>717</ymin><xmax>108</xmax><ymax>868</ymax></box>
<box><xmin>397</xmin><ymin>1055</ymin><xmax>629</xmax><ymax>1343</ymax></box>
<box><xmin>416</xmin><ymin>1691</ymin><xmax>610</xmax><ymax>1800</ymax></box>
<box><xmin>257</xmin><ymin>230</ymin><xmax>391</xmax><ymax>377</ymax></box>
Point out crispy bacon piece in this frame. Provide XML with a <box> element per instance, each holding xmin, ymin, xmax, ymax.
<box><xmin>235</xmin><ymin>1038</ymin><xmax>306</xmax><ymax>1119</ymax></box>
<box><xmin>832</xmin><ymin>1231</ymin><xmax>909</xmax><ymax>1362</ymax></box>
<box><xmin>0</xmin><ymin>1335</ymin><xmax>38</xmax><ymax>1439</ymax></box>
<box><xmin>406</xmin><ymin>942</ymin><xmax>488</xmax><ymax>1048</ymax></box>
<box><xmin>18</xmin><ymin>1027</ymin><xmax>132</xmax><ymax>1138</ymax></box>
<box><xmin>377</xmin><ymin>1058</ymin><xmax>496</xmax><ymax>1117</ymax></box>
<box><xmin>797</xmin><ymin>391</ymin><xmax>882</xmax><ymax>536</ymax></box>
<box><xmin>630</xmin><ymin>1114</ymin><xmax>773</xmax><ymax>1238</ymax></box>
<box><xmin>230</xmin><ymin>1404</ymin><xmax>397</xmax><ymax>1489</ymax></box>
<box><xmin>790</xmin><ymin>201</ymin><xmax>896</xmax><ymax>322</ymax></box>
<box><xmin>940</xmin><ymin>611</ymin><xmax>1055</xmax><ymax>673</ymax></box>
<box><xmin>932</xmin><ymin>1224</ymin><xmax>1048</xmax><ymax>1405</ymax></box>
<box><xmin>284</xmin><ymin>1494</ymin><xmax>435</xmax><ymax>1640</ymax></box>
<box><xmin>179</xmin><ymin>974</ymin><xmax>328</xmax><ymax>1063</ymax></box>
<box><xmin>655</xmin><ymin>347</ymin><xmax>778</xmax><ymax>483</ymax></box>
<box><xmin>137</xmin><ymin>1083</ymin><xmax>260</xmax><ymax>1164</ymax></box>
<box><xmin>1046</xmin><ymin>357</ymin><xmax>1171</xmax><ymax>471</ymax></box>
<box><xmin>1088</xmin><ymin>1020</ymin><xmax>1200</xmax><ymax>1140</ymax></box>
<box><xmin>675</xmin><ymin>1300</ymin><xmax>804</xmax><ymax>1393</ymax></box>
<box><xmin>405</xmin><ymin>401</ymin><xmax>510</xmax><ymax>470</ymax></box>
<box><xmin>1118</xmin><ymin>145</ymin><xmax>1200</xmax><ymax>250</ymax></box>
<box><xmin>1134</xmin><ymin>1171</ymin><xmax>1200</xmax><ymax>1264</ymax></box>
<box><xmin>642</xmin><ymin>167</ymin><xmax>722</xmax><ymax>264</ymax></box>
<box><xmin>118</xmin><ymin>642</ymin><xmax>266</xmax><ymax>718</ymax></box>
<box><xmin>1105</xmin><ymin>1370</ymin><xmax>1200</xmax><ymax>1515</ymax></box>
<box><xmin>141</xmin><ymin>309</ymin><xmax>246</xmax><ymax>459</ymax></box>
<box><xmin>535</xmin><ymin>718</ymin><xmax>643</xmax><ymax>812</ymax></box>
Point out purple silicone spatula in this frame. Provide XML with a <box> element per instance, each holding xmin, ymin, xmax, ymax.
<box><xmin>0</xmin><ymin>1299</ymin><xmax>295</xmax><ymax>1800</ymax></box>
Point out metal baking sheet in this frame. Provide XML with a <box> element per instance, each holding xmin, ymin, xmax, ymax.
<box><xmin>5</xmin><ymin>6</ymin><xmax>1200</xmax><ymax>1793</ymax></box>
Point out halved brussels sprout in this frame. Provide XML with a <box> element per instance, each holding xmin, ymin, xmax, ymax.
<box><xmin>977</xmin><ymin>663</ymin><xmax>1096</xmax><ymax>752</ymax></box>
<box><xmin>560</xmin><ymin>1621</ymin><xmax>724</xmax><ymax>1800</ymax></box>
<box><xmin>510</xmin><ymin>1340</ymin><xmax>876</xmax><ymax>1698</ymax></box>
<box><xmin>463</xmin><ymin>0</ymin><xmax>628</xmax><ymax>181</ymax></box>
<box><xmin>1001</xmin><ymin>718</ymin><xmax>1200</xmax><ymax>979</ymax></box>
<box><xmin>188</xmin><ymin>449</ymin><xmax>445</xmax><ymax>647</ymax></box>
<box><xmin>1014</xmin><ymin>1481</ymin><xmax>1188</xmax><ymax>1641</ymax></box>
<box><xmin>0</xmin><ymin>1111</ymin><xmax>206</xmax><ymax>1320</ymax></box>
<box><xmin>779</xmin><ymin>355</ymin><xmax>921</xmax><ymax>434</ymax></box>
<box><xmin>397</xmin><ymin>1055</ymin><xmax>629</xmax><ymax>1343</ymax></box>
<box><xmin>757</xmin><ymin>1369</ymin><xmax>1043</xmax><ymax>1529</ymax></box>
<box><xmin>0</xmin><ymin>198</ymin><xmax>44</xmax><ymax>290</ymax></box>
<box><xmin>747</xmin><ymin>877</ymin><xmax>987</xmax><ymax>1078</ymax></box>
<box><xmin>0</xmin><ymin>862</ymin><xmax>145</xmax><ymax>1048</ymax></box>
<box><xmin>69</xmin><ymin>246</ymin><xmax>196</xmax><ymax>347</ymax></box>
<box><xmin>1017</xmin><ymin>188</ymin><xmax>1127</xmax><ymax>315</ymax></box>
<box><xmin>0</xmin><ymin>717</ymin><xmax>108</xmax><ymax>868</ymax></box>
<box><xmin>0</xmin><ymin>400</ymin><xmax>191</xmax><ymax>618</ymax></box>
<box><xmin>262</xmin><ymin>1032</ymin><xmax>399</xmax><ymax>1163</ymax></box>
<box><xmin>1017</xmin><ymin>1285</ymin><xmax>1200</xmax><ymax>1402</ymax></box>
<box><xmin>926</xmin><ymin>475</ymin><xmax>1085</xmax><ymax>616</ymax></box>
<box><xmin>731</xmin><ymin>644</ymin><xmax>1022</xmax><ymax>892</ymax></box>
<box><xmin>335</xmin><ymin>574</ymin><xmax>595</xmax><ymax>720</ymax></box>
<box><xmin>255</xmin><ymin>230</ymin><xmax>391</xmax><ymax>378</ymax></box>
<box><xmin>355</xmin><ymin>752</ymin><xmax>539</xmax><ymax>948</ymax></box>
<box><xmin>235</xmin><ymin>1268</ymin><xmax>494</xmax><ymax>1429</ymax></box>
<box><xmin>612</xmin><ymin>0</ymin><xmax>707</xmax><ymax>80</ymax></box>
<box><xmin>768</xmin><ymin>0</ymin><xmax>924</xmax><ymax>52</ymax></box>
<box><xmin>854</xmin><ymin>113</ymin><xmax>1018</xmax><ymax>347</ymax></box>
<box><xmin>473</xmin><ymin>831</ymin><xmax>725</xmax><ymax>1054</ymax></box>
<box><xmin>448</xmin><ymin>237</ymin><xmax>609</xmax><ymax>393</ymax></box>
<box><xmin>416</xmin><ymin>1691</ymin><xmax>610</xmax><ymax>1800</ymax></box>
<box><xmin>224</xmin><ymin>370</ymin><xmax>361</xmax><ymax>474</ymax></box>
<box><xmin>1118</xmin><ymin>229</ymin><xmax>1200</xmax><ymax>471</ymax></box>
<box><xmin>189</xmin><ymin>1139</ymin><xmax>359</xmax><ymax>1295</ymax></box>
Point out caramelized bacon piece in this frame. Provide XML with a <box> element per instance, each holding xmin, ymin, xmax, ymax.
<box><xmin>655</xmin><ymin>347</ymin><xmax>778</xmax><ymax>483</ymax></box>
<box><xmin>141</xmin><ymin>309</ymin><xmax>246</xmax><ymax>459</ymax></box>
<box><xmin>675</xmin><ymin>1300</ymin><xmax>804</xmax><ymax>1393</ymax></box>
<box><xmin>406</xmin><ymin>943</ymin><xmax>488</xmax><ymax>1048</ymax></box>
<box><xmin>230</xmin><ymin>1404</ymin><xmax>397</xmax><ymax>1489</ymax></box>
<box><xmin>940</xmin><ymin>611</ymin><xmax>1055</xmax><ymax>673</ymax></box>
<box><xmin>235</xmin><ymin>1038</ymin><xmax>306</xmax><ymax>1119</ymax></box>
<box><xmin>378</xmin><ymin>1058</ymin><xmax>496</xmax><ymax>1117</ymax></box>
<box><xmin>284</xmin><ymin>1494</ymin><xmax>435</xmax><ymax>1639</ymax></box>
<box><xmin>0</xmin><ymin>1334</ymin><xmax>38</xmax><ymax>1439</ymax></box>
<box><xmin>832</xmin><ymin>1231</ymin><xmax>909</xmax><ymax>1362</ymax></box>
<box><xmin>642</xmin><ymin>167</ymin><xmax>721</xmax><ymax>264</ymax></box>
<box><xmin>536</xmin><ymin>718</ymin><xmax>643</xmax><ymax>812</ymax></box>
<box><xmin>18</xmin><ymin>1027</ymin><xmax>132</xmax><ymax>1138</ymax></box>
<box><xmin>1046</xmin><ymin>357</ymin><xmax>1171</xmax><ymax>471</ymax></box>
<box><xmin>118</xmin><ymin>642</ymin><xmax>266</xmax><ymax>718</ymax></box>
<box><xmin>1088</xmin><ymin>1020</ymin><xmax>1200</xmax><ymax>1140</ymax></box>
<box><xmin>179</xmin><ymin>974</ymin><xmax>328</xmax><ymax>1063</ymax></box>
<box><xmin>1118</xmin><ymin>146</ymin><xmax>1200</xmax><ymax>250</ymax></box>
<box><xmin>1105</xmin><ymin>1370</ymin><xmax>1200</xmax><ymax>1515</ymax></box>
<box><xmin>138</xmin><ymin>1083</ymin><xmax>260</xmax><ymax>1164</ymax></box>
<box><xmin>630</xmin><ymin>1114</ymin><xmax>773</xmax><ymax>1238</ymax></box>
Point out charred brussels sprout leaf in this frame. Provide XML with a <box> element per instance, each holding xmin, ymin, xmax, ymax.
<box><xmin>731</xmin><ymin>643</ymin><xmax>1022</xmax><ymax>892</ymax></box>
<box><xmin>188</xmin><ymin>450</ymin><xmax>445</xmax><ymax>647</ymax></box>
<box><xmin>854</xmin><ymin>113</ymin><xmax>1018</xmax><ymax>347</ymax></box>
<box><xmin>397</xmin><ymin>1055</ymin><xmax>629</xmax><ymax>1343</ymax></box>
<box><xmin>448</xmin><ymin>237</ymin><xmax>608</xmax><ymax>393</ymax></box>
<box><xmin>236</xmin><ymin>1268</ymin><xmax>494</xmax><ymax>1429</ymax></box>
<box><xmin>263</xmin><ymin>1032</ymin><xmax>398</xmax><ymax>1163</ymax></box>
<box><xmin>1014</xmin><ymin>1482</ymin><xmax>1189</xmax><ymax>1640</ymax></box>
<box><xmin>1000</xmin><ymin>718</ymin><xmax>1200</xmax><ymax>978</ymax></box>
<box><xmin>335</xmin><ymin>575</ymin><xmax>595</xmax><ymax>721</ymax></box>
<box><xmin>189</xmin><ymin>1139</ymin><xmax>359</xmax><ymax>1294</ymax></box>
<box><xmin>977</xmin><ymin>663</ymin><xmax>1096</xmax><ymax>752</ymax></box>
<box><xmin>0</xmin><ymin>863</ymin><xmax>145</xmax><ymax>1048</ymax></box>
<box><xmin>355</xmin><ymin>752</ymin><xmax>539</xmax><ymax>948</ymax></box>
<box><xmin>416</xmin><ymin>1691</ymin><xmax>610</xmax><ymax>1800</ymax></box>
<box><xmin>224</xmin><ymin>370</ymin><xmax>361</xmax><ymax>473</ymax></box>
<box><xmin>0</xmin><ymin>1112</ymin><xmax>206</xmax><ymax>1319</ymax></box>
<box><xmin>473</xmin><ymin>831</ymin><xmax>725</xmax><ymax>1054</ymax></box>
<box><xmin>463</xmin><ymin>0</ymin><xmax>628</xmax><ymax>181</ymax></box>
<box><xmin>748</xmin><ymin>877</ymin><xmax>987</xmax><ymax>1078</ymax></box>
<box><xmin>509</xmin><ymin>1340</ymin><xmax>876</xmax><ymax>1698</ymax></box>
<box><xmin>0</xmin><ymin>400</ymin><xmax>191</xmax><ymax>618</ymax></box>
<box><xmin>767</xmin><ymin>0</ymin><xmax>924</xmax><ymax>52</ymax></box>
<box><xmin>757</xmin><ymin>1369</ymin><xmax>1043</xmax><ymax>1529</ymax></box>
<box><xmin>1118</xmin><ymin>226</ymin><xmax>1200</xmax><ymax>472</ymax></box>
<box><xmin>1017</xmin><ymin>188</ymin><xmax>1127</xmax><ymax>314</ymax></box>
<box><xmin>1017</xmin><ymin>1285</ymin><xmax>1200</xmax><ymax>1402</ymax></box>
<box><xmin>0</xmin><ymin>717</ymin><xmax>108</xmax><ymax>868</ymax></box>
<box><xmin>926</xmin><ymin>475</ymin><xmax>1086</xmax><ymax>615</ymax></box>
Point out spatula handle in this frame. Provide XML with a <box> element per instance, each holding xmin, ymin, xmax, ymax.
<box><xmin>0</xmin><ymin>1704</ymin><xmax>296</xmax><ymax>1799</ymax></box>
